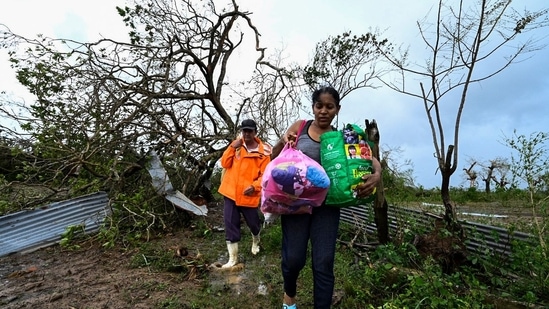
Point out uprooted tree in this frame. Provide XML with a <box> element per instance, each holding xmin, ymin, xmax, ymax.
<box><xmin>0</xmin><ymin>0</ymin><xmax>301</xmax><ymax>214</ymax></box>
<box><xmin>378</xmin><ymin>0</ymin><xmax>548</xmax><ymax>232</ymax></box>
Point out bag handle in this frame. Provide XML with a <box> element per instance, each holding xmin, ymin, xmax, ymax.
<box><xmin>295</xmin><ymin>120</ymin><xmax>307</xmax><ymax>147</ymax></box>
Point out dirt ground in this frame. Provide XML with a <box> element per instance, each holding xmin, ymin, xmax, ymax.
<box><xmin>0</xmin><ymin>201</ymin><xmax>537</xmax><ymax>309</ymax></box>
<box><xmin>0</xmin><ymin>204</ymin><xmax>236</xmax><ymax>309</ymax></box>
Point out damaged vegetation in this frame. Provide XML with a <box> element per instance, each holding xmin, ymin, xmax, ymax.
<box><xmin>2</xmin><ymin>192</ymin><xmax>547</xmax><ymax>308</ymax></box>
<box><xmin>1</xmin><ymin>0</ymin><xmax>548</xmax><ymax>308</ymax></box>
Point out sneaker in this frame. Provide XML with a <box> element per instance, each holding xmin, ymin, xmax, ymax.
<box><xmin>283</xmin><ymin>304</ymin><xmax>297</xmax><ymax>309</ymax></box>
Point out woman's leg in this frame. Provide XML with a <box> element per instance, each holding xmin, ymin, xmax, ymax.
<box><xmin>310</xmin><ymin>206</ymin><xmax>340</xmax><ymax>309</ymax></box>
<box><xmin>281</xmin><ymin>213</ymin><xmax>311</xmax><ymax>298</ymax></box>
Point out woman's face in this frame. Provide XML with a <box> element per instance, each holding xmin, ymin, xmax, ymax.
<box><xmin>313</xmin><ymin>92</ymin><xmax>340</xmax><ymax>129</ymax></box>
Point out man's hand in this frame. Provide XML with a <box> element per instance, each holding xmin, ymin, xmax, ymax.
<box><xmin>231</xmin><ymin>138</ymin><xmax>243</xmax><ymax>149</ymax></box>
<box><xmin>243</xmin><ymin>185</ymin><xmax>255</xmax><ymax>196</ymax></box>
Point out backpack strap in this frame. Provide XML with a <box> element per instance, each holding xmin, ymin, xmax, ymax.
<box><xmin>295</xmin><ymin>120</ymin><xmax>307</xmax><ymax>146</ymax></box>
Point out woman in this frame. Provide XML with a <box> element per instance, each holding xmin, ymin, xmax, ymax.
<box><xmin>271</xmin><ymin>86</ymin><xmax>382</xmax><ymax>309</ymax></box>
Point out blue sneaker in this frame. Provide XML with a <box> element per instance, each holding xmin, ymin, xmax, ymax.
<box><xmin>283</xmin><ymin>304</ymin><xmax>297</xmax><ymax>309</ymax></box>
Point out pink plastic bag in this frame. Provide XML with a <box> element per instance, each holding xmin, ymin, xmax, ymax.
<box><xmin>261</xmin><ymin>143</ymin><xmax>330</xmax><ymax>215</ymax></box>
<box><xmin>260</xmin><ymin>195</ymin><xmax>313</xmax><ymax>215</ymax></box>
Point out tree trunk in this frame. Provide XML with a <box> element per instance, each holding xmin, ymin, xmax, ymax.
<box><xmin>365</xmin><ymin>119</ymin><xmax>389</xmax><ymax>244</ymax></box>
<box><xmin>484</xmin><ymin>165</ymin><xmax>495</xmax><ymax>193</ymax></box>
<box><xmin>441</xmin><ymin>145</ymin><xmax>463</xmax><ymax>237</ymax></box>
<box><xmin>484</xmin><ymin>178</ymin><xmax>491</xmax><ymax>193</ymax></box>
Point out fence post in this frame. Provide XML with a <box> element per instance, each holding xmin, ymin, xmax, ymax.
<box><xmin>366</xmin><ymin>119</ymin><xmax>389</xmax><ymax>244</ymax></box>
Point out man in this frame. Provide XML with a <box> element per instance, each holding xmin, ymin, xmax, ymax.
<box><xmin>217</xmin><ymin>119</ymin><xmax>271</xmax><ymax>268</ymax></box>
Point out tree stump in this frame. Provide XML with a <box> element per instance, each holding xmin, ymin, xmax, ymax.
<box><xmin>365</xmin><ymin>119</ymin><xmax>389</xmax><ymax>244</ymax></box>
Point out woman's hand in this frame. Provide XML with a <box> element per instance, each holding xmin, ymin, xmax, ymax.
<box><xmin>271</xmin><ymin>121</ymin><xmax>302</xmax><ymax>159</ymax></box>
<box><xmin>355</xmin><ymin>171</ymin><xmax>381</xmax><ymax>198</ymax></box>
<box><xmin>283</xmin><ymin>131</ymin><xmax>298</xmax><ymax>147</ymax></box>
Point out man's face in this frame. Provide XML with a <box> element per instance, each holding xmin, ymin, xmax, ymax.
<box><xmin>241</xmin><ymin>128</ymin><xmax>256</xmax><ymax>143</ymax></box>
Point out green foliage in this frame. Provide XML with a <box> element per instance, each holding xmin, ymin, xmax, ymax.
<box><xmin>504</xmin><ymin>130</ymin><xmax>549</xmax><ymax>199</ymax></box>
<box><xmin>0</xmin><ymin>199</ymin><xmax>8</xmax><ymax>214</ymax></box>
<box><xmin>341</xmin><ymin>180</ymin><xmax>549</xmax><ymax>307</ymax></box>
<box><xmin>381</xmin><ymin>168</ymin><xmax>418</xmax><ymax>203</ymax></box>
<box><xmin>1</xmin><ymin>0</ymin><xmax>301</xmax><ymax>222</ymax></box>
<box><xmin>506</xmin><ymin>238</ymin><xmax>549</xmax><ymax>303</ymax></box>
<box><xmin>336</xmin><ymin>242</ymin><xmax>491</xmax><ymax>308</ymax></box>
<box><xmin>453</xmin><ymin>187</ymin><xmax>484</xmax><ymax>204</ymax></box>
<box><xmin>302</xmin><ymin>30</ymin><xmax>393</xmax><ymax>96</ymax></box>
<box><xmin>155</xmin><ymin>296</ymin><xmax>184</xmax><ymax>309</ymax></box>
<box><xmin>97</xmin><ymin>218</ymin><xmax>119</xmax><ymax>249</ymax></box>
<box><xmin>59</xmin><ymin>224</ymin><xmax>85</xmax><ymax>249</ymax></box>
<box><xmin>109</xmin><ymin>190</ymin><xmax>181</xmax><ymax>241</ymax></box>
<box><xmin>130</xmin><ymin>243</ymin><xmax>177</xmax><ymax>271</ymax></box>
<box><xmin>260</xmin><ymin>221</ymin><xmax>283</xmax><ymax>252</ymax></box>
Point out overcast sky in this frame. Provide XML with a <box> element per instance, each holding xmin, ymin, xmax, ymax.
<box><xmin>1</xmin><ymin>0</ymin><xmax>548</xmax><ymax>189</ymax></box>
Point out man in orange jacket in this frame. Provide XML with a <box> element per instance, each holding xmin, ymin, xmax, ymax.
<box><xmin>217</xmin><ymin>119</ymin><xmax>271</xmax><ymax>268</ymax></box>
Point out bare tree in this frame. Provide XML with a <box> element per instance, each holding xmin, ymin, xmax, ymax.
<box><xmin>241</xmin><ymin>49</ymin><xmax>303</xmax><ymax>143</ymax></box>
<box><xmin>0</xmin><ymin>0</ymin><xmax>299</xmax><ymax>209</ymax></box>
<box><xmin>462</xmin><ymin>160</ymin><xmax>478</xmax><ymax>189</ymax></box>
<box><xmin>481</xmin><ymin>158</ymin><xmax>510</xmax><ymax>192</ymax></box>
<box><xmin>378</xmin><ymin>0</ymin><xmax>548</xmax><ymax>230</ymax></box>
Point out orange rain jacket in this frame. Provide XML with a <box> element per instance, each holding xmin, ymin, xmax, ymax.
<box><xmin>218</xmin><ymin>137</ymin><xmax>272</xmax><ymax>208</ymax></box>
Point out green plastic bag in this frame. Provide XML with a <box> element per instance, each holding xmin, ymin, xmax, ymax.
<box><xmin>320</xmin><ymin>124</ymin><xmax>376</xmax><ymax>207</ymax></box>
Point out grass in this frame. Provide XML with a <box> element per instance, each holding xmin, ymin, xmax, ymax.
<box><xmin>119</xmin><ymin>213</ymin><xmax>548</xmax><ymax>308</ymax></box>
<box><xmin>2</xmin><ymin>183</ymin><xmax>547</xmax><ymax>308</ymax></box>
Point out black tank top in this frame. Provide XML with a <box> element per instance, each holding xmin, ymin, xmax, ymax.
<box><xmin>295</xmin><ymin>120</ymin><xmax>321</xmax><ymax>164</ymax></box>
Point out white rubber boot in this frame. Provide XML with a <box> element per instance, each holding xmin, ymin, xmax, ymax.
<box><xmin>251</xmin><ymin>233</ymin><xmax>260</xmax><ymax>255</ymax></box>
<box><xmin>221</xmin><ymin>241</ymin><xmax>238</xmax><ymax>268</ymax></box>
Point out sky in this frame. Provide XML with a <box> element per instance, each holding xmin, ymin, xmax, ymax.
<box><xmin>1</xmin><ymin>0</ymin><xmax>548</xmax><ymax>189</ymax></box>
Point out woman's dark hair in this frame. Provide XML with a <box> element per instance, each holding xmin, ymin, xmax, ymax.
<box><xmin>312</xmin><ymin>86</ymin><xmax>340</xmax><ymax>106</ymax></box>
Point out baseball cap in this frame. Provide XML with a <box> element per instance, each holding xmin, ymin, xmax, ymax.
<box><xmin>240</xmin><ymin>119</ymin><xmax>257</xmax><ymax>131</ymax></box>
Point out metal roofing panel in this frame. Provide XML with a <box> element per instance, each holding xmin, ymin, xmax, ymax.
<box><xmin>0</xmin><ymin>191</ymin><xmax>110</xmax><ymax>257</ymax></box>
<box><xmin>147</xmin><ymin>150</ymin><xmax>208</xmax><ymax>216</ymax></box>
<box><xmin>340</xmin><ymin>204</ymin><xmax>535</xmax><ymax>257</ymax></box>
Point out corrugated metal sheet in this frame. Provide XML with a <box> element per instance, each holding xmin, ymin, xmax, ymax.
<box><xmin>0</xmin><ymin>191</ymin><xmax>109</xmax><ymax>257</ymax></box>
<box><xmin>340</xmin><ymin>204</ymin><xmax>535</xmax><ymax>257</ymax></box>
<box><xmin>147</xmin><ymin>150</ymin><xmax>208</xmax><ymax>216</ymax></box>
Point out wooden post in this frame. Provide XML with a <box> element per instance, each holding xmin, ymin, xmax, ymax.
<box><xmin>365</xmin><ymin>119</ymin><xmax>389</xmax><ymax>244</ymax></box>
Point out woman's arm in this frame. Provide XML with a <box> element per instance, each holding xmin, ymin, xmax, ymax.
<box><xmin>355</xmin><ymin>156</ymin><xmax>382</xmax><ymax>198</ymax></box>
<box><xmin>270</xmin><ymin>120</ymin><xmax>303</xmax><ymax>159</ymax></box>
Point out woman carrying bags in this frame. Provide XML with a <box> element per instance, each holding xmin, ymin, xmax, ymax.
<box><xmin>270</xmin><ymin>86</ymin><xmax>382</xmax><ymax>309</ymax></box>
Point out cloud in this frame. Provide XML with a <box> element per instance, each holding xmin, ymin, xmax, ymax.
<box><xmin>1</xmin><ymin>0</ymin><xmax>548</xmax><ymax>189</ymax></box>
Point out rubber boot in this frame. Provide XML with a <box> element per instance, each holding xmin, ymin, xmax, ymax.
<box><xmin>221</xmin><ymin>241</ymin><xmax>238</xmax><ymax>268</ymax></box>
<box><xmin>251</xmin><ymin>233</ymin><xmax>260</xmax><ymax>255</ymax></box>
